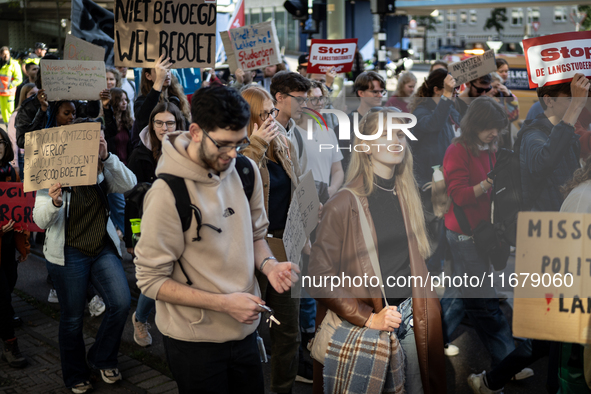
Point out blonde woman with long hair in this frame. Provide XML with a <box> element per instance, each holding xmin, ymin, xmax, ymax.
<box><xmin>309</xmin><ymin>109</ymin><xmax>445</xmax><ymax>394</ymax></box>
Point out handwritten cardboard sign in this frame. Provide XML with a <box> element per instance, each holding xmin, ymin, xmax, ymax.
<box><xmin>282</xmin><ymin>171</ymin><xmax>320</xmax><ymax>265</ymax></box>
<box><xmin>114</xmin><ymin>0</ymin><xmax>216</xmax><ymax>69</ymax></box>
<box><xmin>513</xmin><ymin>212</ymin><xmax>591</xmax><ymax>344</ymax></box>
<box><xmin>308</xmin><ymin>39</ymin><xmax>358</xmax><ymax>74</ymax></box>
<box><xmin>0</xmin><ymin>182</ymin><xmax>42</xmax><ymax>232</ymax></box>
<box><xmin>229</xmin><ymin>21</ymin><xmax>281</xmax><ymax>72</ymax></box>
<box><xmin>23</xmin><ymin>123</ymin><xmax>102</xmax><ymax>193</ymax></box>
<box><xmin>40</xmin><ymin>60</ymin><xmax>107</xmax><ymax>101</ymax></box>
<box><xmin>523</xmin><ymin>31</ymin><xmax>591</xmax><ymax>89</ymax></box>
<box><xmin>220</xmin><ymin>31</ymin><xmax>239</xmax><ymax>74</ymax></box>
<box><xmin>64</xmin><ymin>34</ymin><xmax>106</xmax><ymax>61</ymax></box>
<box><xmin>448</xmin><ymin>49</ymin><xmax>497</xmax><ymax>86</ymax></box>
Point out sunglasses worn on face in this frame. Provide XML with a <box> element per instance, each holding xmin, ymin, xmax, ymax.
<box><xmin>471</xmin><ymin>83</ymin><xmax>492</xmax><ymax>94</ymax></box>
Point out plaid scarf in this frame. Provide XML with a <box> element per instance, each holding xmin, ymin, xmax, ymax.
<box><xmin>324</xmin><ymin>320</ymin><xmax>406</xmax><ymax>394</ymax></box>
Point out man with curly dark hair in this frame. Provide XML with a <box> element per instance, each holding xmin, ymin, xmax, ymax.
<box><xmin>134</xmin><ymin>85</ymin><xmax>299</xmax><ymax>394</ymax></box>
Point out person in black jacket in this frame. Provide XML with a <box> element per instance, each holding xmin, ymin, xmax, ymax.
<box><xmin>125</xmin><ymin>101</ymin><xmax>185</xmax><ymax>348</ymax></box>
<box><xmin>131</xmin><ymin>55</ymin><xmax>190</xmax><ymax>148</ymax></box>
<box><xmin>519</xmin><ymin>73</ymin><xmax>589</xmax><ymax>212</ymax></box>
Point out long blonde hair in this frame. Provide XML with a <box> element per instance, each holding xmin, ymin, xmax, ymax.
<box><xmin>344</xmin><ymin>110</ymin><xmax>431</xmax><ymax>259</ymax></box>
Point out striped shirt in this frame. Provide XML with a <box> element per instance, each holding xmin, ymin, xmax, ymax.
<box><xmin>65</xmin><ymin>186</ymin><xmax>108</xmax><ymax>256</ymax></box>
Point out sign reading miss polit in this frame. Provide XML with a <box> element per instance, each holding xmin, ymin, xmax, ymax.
<box><xmin>307</xmin><ymin>39</ymin><xmax>358</xmax><ymax>74</ymax></box>
<box><xmin>523</xmin><ymin>31</ymin><xmax>591</xmax><ymax>89</ymax></box>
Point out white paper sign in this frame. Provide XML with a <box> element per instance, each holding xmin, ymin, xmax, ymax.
<box><xmin>40</xmin><ymin>60</ymin><xmax>107</xmax><ymax>101</ymax></box>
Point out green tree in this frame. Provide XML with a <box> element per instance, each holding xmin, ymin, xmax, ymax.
<box><xmin>579</xmin><ymin>5</ymin><xmax>591</xmax><ymax>31</ymax></box>
<box><xmin>484</xmin><ymin>8</ymin><xmax>507</xmax><ymax>37</ymax></box>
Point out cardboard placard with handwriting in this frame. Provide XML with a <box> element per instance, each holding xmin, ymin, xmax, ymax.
<box><xmin>229</xmin><ymin>21</ymin><xmax>281</xmax><ymax>72</ymax></box>
<box><xmin>448</xmin><ymin>49</ymin><xmax>497</xmax><ymax>86</ymax></box>
<box><xmin>513</xmin><ymin>211</ymin><xmax>591</xmax><ymax>344</ymax></box>
<box><xmin>114</xmin><ymin>0</ymin><xmax>217</xmax><ymax>68</ymax></box>
<box><xmin>64</xmin><ymin>34</ymin><xmax>106</xmax><ymax>62</ymax></box>
<box><xmin>40</xmin><ymin>60</ymin><xmax>107</xmax><ymax>101</ymax></box>
<box><xmin>282</xmin><ymin>171</ymin><xmax>320</xmax><ymax>265</ymax></box>
<box><xmin>0</xmin><ymin>183</ymin><xmax>43</xmax><ymax>232</ymax></box>
<box><xmin>23</xmin><ymin>123</ymin><xmax>102</xmax><ymax>193</ymax></box>
<box><xmin>220</xmin><ymin>31</ymin><xmax>239</xmax><ymax>74</ymax></box>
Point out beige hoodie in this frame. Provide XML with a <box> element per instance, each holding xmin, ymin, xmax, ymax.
<box><xmin>135</xmin><ymin>132</ymin><xmax>269</xmax><ymax>343</ymax></box>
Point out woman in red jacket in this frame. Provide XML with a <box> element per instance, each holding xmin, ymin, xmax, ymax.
<box><xmin>441</xmin><ymin>96</ymin><xmax>514</xmax><ymax>369</ymax></box>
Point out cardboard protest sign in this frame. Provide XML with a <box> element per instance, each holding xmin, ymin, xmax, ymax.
<box><xmin>64</xmin><ymin>34</ymin><xmax>106</xmax><ymax>61</ymax></box>
<box><xmin>114</xmin><ymin>0</ymin><xmax>216</xmax><ymax>69</ymax></box>
<box><xmin>523</xmin><ymin>31</ymin><xmax>591</xmax><ymax>89</ymax></box>
<box><xmin>282</xmin><ymin>171</ymin><xmax>320</xmax><ymax>265</ymax></box>
<box><xmin>448</xmin><ymin>49</ymin><xmax>497</xmax><ymax>86</ymax></box>
<box><xmin>308</xmin><ymin>39</ymin><xmax>358</xmax><ymax>74</ymax></box>
<box><xmin>220</xmin><ymin>31</ymin><xmax>239</xmax><ymax>74</ymax></box>
<box><xmin>0</xmin><ymin>183</ymin><xmax>42</xmax><ymax>232</ymax></box>
<box><xmin>23</xmin><ymin>123</ymin><xmax>102</xmax><ymax>193</ymax></box>
<box><xmin>229</xmin><ymin>21</ymin><xmax>281</xmax><ymax>72</ymax></box>
<box><xmin>512</xmin><ymin>211</ymin><xmax>591</xmax><ymax>344</ymax></box>
<box><xmin>40</xmin><ymin>60</ymin><xmax>107</xmax><ymax>101</ymax></box>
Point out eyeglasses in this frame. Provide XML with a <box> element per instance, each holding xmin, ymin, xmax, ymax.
<box><xmin>309</xmin><ymin>97</ymin><xmax>327</xmax><ymax>106</ymax></box>
<box><xmin>153</xmin><ymin>120</ymin><xmax>177</xmax><ymax>129</ymax></box>
<box><xmin>202</xmin><ymin>129</ymin><xmax>250</xmax><ymax>153</ymax></box>
<box><xmin>286</xmin><ymin>93</ymin><xmax>309</xmax><ymax>105</ymax></box>
<box><xmin>365</xmin><ymin>89</ymin><xmax>387</xmax><ymax>97</ymax></box>
<box><xmin>470</xmin><ymin>83</ymin><xmax>492</xmax><ymax>94</ymax></box>
<box><xmin>260</xmin><ymin>108</ymin><xmax>280</xmax><ymax>121</ymax></box>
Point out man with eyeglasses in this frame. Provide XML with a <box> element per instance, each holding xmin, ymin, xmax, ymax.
<box><xmin>271</xmin><ymin>71</ymin><xmax>312</xmax><ymax>174</ymax></box>
<box><xmin>134</xmin><ymin>85</ymin><xmax>299</xmax><ymax>394</ymax></box>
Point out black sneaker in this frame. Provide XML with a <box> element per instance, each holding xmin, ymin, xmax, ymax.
<box><xmin>2</xmin><ymin>338</ymin><xmax>28</xmax><ymax>368</ymax></box>
<box><xmin>295</xmin><ymin>358</ymin><xmax>313</xmax><ymax>384</ymax></box>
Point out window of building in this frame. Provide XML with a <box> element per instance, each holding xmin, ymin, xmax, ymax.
<box><xmin>436</xmin><ymin>10</ymin><xmax>444</xmax><ymax>25</ymax></box>
<box><xmin>263</xmin><ymin>7</ymin><xmax>273</xmax><ymax>22</ymax></box>
<box><xmin>527</xmin><ymin>7</ymin><xmax>540</xmax><ymax>24</ymax></box>
<box><xmin>460</xmin><ymin>11</ymin><xmax>467</xmax><ymax>25</ymax></box>
<box><xmin>469</xmin><ymin>10</ymin><xmax>477</xmax><ymax>24</ymax></box>
<box><xmin>445</xmin><ymin>10</ymin><xmax>457</xmax><ymax>32</ymax></box>
<box><xmin>511</xmin><ymin>8</ymin><xmax>523</xmax><ymax>26</ymax></box>
<box><xmin>250</xmin><ymin>8</ymin><xmax>260</xmax><ymax>24</ymax></box>
<box><xmin>554</xmin><ymin>6</ymin><xmax>568</xmax><ymax>22</ymax></box>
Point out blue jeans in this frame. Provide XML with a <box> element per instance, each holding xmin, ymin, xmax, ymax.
<box><xmin>135</xmin><ymin>293</ymin><xmax>155</xmax><ymax>323</ymax></box>
<box><xmin>440</xmin><ymin>229</ymin><xmax>515</xmax><ymax>368</ymax></box>
<box><xmin>394</xmin><ymin>298</ymin><xmax>423</xmax><ymax>394</ymax></box>
<box><xmin>46</xmin><ymin>244</ymin><xmax>131</xmax><ymax>388</ymax></box>
<box><xmin>107</xmin><ymin>193</ymin><xmax>126</xmax><ymax>236</ymax></box>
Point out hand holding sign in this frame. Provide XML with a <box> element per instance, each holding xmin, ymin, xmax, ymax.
<box><xmin>154</xmin><ymin>55</ymin><xmax>173</xmax><ymax>92</ymax></box>
<box><xmin>443</xmin><ymin>74</ymin><xmax>456</xmax><ymax>97</ymax></box>
<box><xmin>562</xmin><ymin>73</ymin><xmax>590</xmax><ymax>126</ymax></box>
<box><xmin>2</xmin><ymin>220</ymin><xmax>15</xmax><ymax>233</ymax></box>
<box><xmin>37</xmin><ymin>89</ymin><xmax>49</xmax><ymax>112</ymax></box>
<box><xmin>48</xmin><ymin>183</ymin><xmax>63</xmax><ymax>207</ymax></box>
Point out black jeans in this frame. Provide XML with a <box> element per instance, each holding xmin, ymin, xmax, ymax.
<box><xmin>0</xmin><ymin>232</ymin><xmax>17</xmax><ymax>341</ymax></box>
<box><xmin>163</xmin><ymin>332</ymin><xmax>264</xmax><ymax>394</ymax></box>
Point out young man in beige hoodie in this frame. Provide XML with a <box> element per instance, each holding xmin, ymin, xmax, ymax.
<box><xmin>134</xmin><ymin>85</ymin><xmax>299</xmax><ymax>394</ymax></box>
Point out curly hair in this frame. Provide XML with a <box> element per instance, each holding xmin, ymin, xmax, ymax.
<box><xmin>562</xmin><ymin>156</ymin><xmax>591</xmax><ymax>197</ymax></box>
<box><xmin>140</xmin><ymin>69</ymin><xmax>191</xmax><ymax>122</ymax></box>
<box><xmin>110</xmin><ymin>88</ymin><xmax>133</xmax><ymax>130</ymax></box>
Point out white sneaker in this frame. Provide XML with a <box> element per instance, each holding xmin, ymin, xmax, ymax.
<box><xmin>48</xmin><ymin>289</ymin><xmax>59</xmax><ymax>303</ymax></box>
<box><xmin>88</xmin><ymin>296</ymin><xmax>105</xmax><ymax>317</ymax></box>
<box><xmin>467</xmin><ymin>371</ymin><xmax>504</xmax><ymax>394</ymax></box>
<box><xmin>132</xmin><ymin>312</ymin><xmax>152</xmax><ymax>347</ymax></box>
<box><xmin>100</xmin><ymin>368</ymin><xmax>122</xmax><ymax>384</ymax></box>
<box><xmin>444</xmin><ymin>343</ymin><xmax>459</xmax><ymax>356</ymax></box>
<box><xmin>512</xmin><ymin>367</ymin><xmax>534</xmax><ymax>380</ymax></box>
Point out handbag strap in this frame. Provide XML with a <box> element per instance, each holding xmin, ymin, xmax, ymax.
<box><xmin>343</xmin><ymin>189</ymin><xmax>389</xmax><ymax>307</ymax></box>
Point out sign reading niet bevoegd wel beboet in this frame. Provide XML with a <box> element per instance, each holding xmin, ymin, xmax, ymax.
<box><xmin>114</xmin><ymin>0</ymin><xmax>216</xmax><ymax>69</ymax></box>
<box><xmin>523</xmin><ymin>31</ymin><xmax>591</xmax><ymax>89</ymax></box>
<box><xmin>307</xmin><ymin>39</ymin><xmax>358</xmax><ymax>74</ymax></box>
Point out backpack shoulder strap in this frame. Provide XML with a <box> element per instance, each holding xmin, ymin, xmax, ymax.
<box><xmin>293</xmin><ymin>126</ymin><xmax>304</xmax><ymax>160</ymax></box>
<box><xmin>235</xmin><ymin>155</ymin><xmax>255</xmax><ymax>201</ymax></box>
<box><xmin>159</xmin><ymin>173</ymin><xmax>192</xmax><ymax>232</ymax></box>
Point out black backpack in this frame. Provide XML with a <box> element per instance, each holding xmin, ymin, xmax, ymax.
<box><xmin>124</xmin><ymin>154</ymin><xmax>255</xmax><ymax>241</ymax></box>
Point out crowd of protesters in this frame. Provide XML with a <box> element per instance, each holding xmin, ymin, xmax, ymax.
<box><xmin>0</xmin><ymin>41</ymin><xmax>590</xmax><ymax>394</ymax></box>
